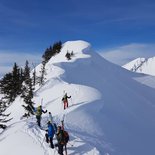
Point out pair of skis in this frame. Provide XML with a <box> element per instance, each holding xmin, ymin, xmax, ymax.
<box><xmin>61</xmin><ymin>114</ymin><xmax>68</xmax><ymax>155</ymax></box>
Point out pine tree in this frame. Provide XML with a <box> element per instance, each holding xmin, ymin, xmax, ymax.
<box><xmin>0</xmin><ymin>72</ymin><xmax>14</xmax><ymax>103</ymax></box>
<box><xmin>32</xmin><ymin>63</ymin><xmax>40</xmax><ymax>87</ymax></box>
<box><xmin>0</xmin><ymin>99</ymin><xmax>12</xmax><ymax>129</ymax></box>
<box><xmin>65</xmin><ymin>51</ymin><xmax>71</xmax><ymax>60</ymax></box>
<box><xmin>22</xmin><ymin>61</ymin><xmax>34</xmax><ymax>115</ymax></box>
<box><xmin>52</xmin><ymin>41</ymin><xmax>62</xmax><ymax>54</ymax></box>
<box><xmin>71</xmin><ymin>51</ymin><xmax>74</xmax><ymax>56</ymax></box>
<box><xmin>0</xmin><ymin>63</ymin><xmax>24</xmax><ymax>103</ymax></box>
<box><xmin>24</xmin><ymin>60</ymin><xmax>30</xmax><ymax>84</ymax></box>
<box><xmin>19</xmin><ymin>68</ymin><xmax>24</xmax><ymax>93</ymax></box>
<box><xmin>12</xmin><ymin>63</ymin><xmax>21</xmax><ymax>97</ymax></box>
<box><xmin>22</xmin><ymin>78</ymin><xmax>34</xmax><ymax>115</ymax></box>
<box><xmin>39</xmin><ymin>41</ymin><xmax>62</xmax><ymax>85</ymax></box>
<box><xmin>39</xmin><ymin>60</ymin><xmax>46</xmax><ymax>85</ymax></box>
<box><xmin>42</xmin><ymin>41</ymin><xmax>62</xmax><ymax>63</ymax></box>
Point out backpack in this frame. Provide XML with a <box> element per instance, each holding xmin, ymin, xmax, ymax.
<box><xmin>36</xmin><ymin>106</ymin><xmax>42</xmax><ymax>116</ymax></box>
<box><xmin>63</xmin><ymin>130</ymin><xmax>69</xmax><ymax>144</ymax></box>
<box><xmin>62</xmin><ymin>94</ymin><xmax>67</xmax><ymax>102</ymax></box>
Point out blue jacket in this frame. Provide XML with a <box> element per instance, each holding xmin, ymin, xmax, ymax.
<box><xmin>48</xmin><ymin>124</ymin><xmax>55</xmax><ymax>138</ymax></box>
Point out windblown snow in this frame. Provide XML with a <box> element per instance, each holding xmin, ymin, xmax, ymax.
<box><xmin>1</xmin><ymin>40</ymin><xmax>155</xmax><ymax>155</ymax></box>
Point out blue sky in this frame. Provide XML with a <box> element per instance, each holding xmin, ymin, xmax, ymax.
<box><xmin>0</xmin><ymin>0</ymin><xmax>155</xmax><ymax>75</ymax></box>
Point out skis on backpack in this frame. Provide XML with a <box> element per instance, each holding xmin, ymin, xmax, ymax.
<box><xmin>61</xmin><ymin>118</ymin><xmax>68</xmax><ymax>155</ymax></box>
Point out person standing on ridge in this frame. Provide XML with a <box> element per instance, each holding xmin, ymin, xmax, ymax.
<box><xmin>55</xmin><ymin>126</ymin><xmax>65</xmax><ymax>155</ymax></box>
<box><xmin>45</xmin><ymin>121</ymin><xmax>55</xmax><ymax>148</ymax></box>
<box><xmin>36</xmin><ymin>105</ymin><xmax>47</xmax><ymax>127</ymax></box>
<box><xmin>62</xmin><ymin>93</ymin><xmax>71</xmax><ymax>110</ymax></box>
<box><xmin>55</xmin><ymin>122</ymin><xmax>69</xmax><ymax>155</ymax></box>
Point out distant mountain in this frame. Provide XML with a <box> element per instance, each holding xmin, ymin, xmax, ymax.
<box><xmin>123</xmin><ymin>57</ymin><xmax>155</xmax><ymax>76</ymax></box>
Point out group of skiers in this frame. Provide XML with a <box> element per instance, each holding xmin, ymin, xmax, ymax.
<box><xmin>35</xmin><ymin>92</ymin><xmax>71</xmax><ymax>127</ymax></box>
<box><xmin>45</xmin><ymin>120</ymin><xmax>69</xmax><ymax>155</ymax></box>
<box><xmin>33</xmin><ymin>92</ymin><xmax>71</xmax><ymax>155</ymax></box>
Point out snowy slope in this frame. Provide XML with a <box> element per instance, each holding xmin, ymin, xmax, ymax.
<box><xmin>1</xmin><ymin>40</ymin><xmax>155</xmax><ymax>155</ymax></box>
<box><xmin>123</xmin><ymin>57</ymin><xmax>155</xmax><ymax>76</ymax></box>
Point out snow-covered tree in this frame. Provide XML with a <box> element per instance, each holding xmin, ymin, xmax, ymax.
<box><xmin>0</xmin><ymin>63</ymin><xmax>23</xmax><ymax>103</ymax></box>
<box><xmin>0</xmin><ymin>99</ymin><xmax>12</xmax><ymax>129</ymax></box>
<box><xmin>21</xmin><ymin>61</ymin><xmax>34</xmax><ymax>115</ymax></box>
<box><xmin>39</xmin><ymin>60</ymin><xmax>46</xmax><ymax>85</ymax></box>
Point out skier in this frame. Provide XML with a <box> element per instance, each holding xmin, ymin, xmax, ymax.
<box><xmin>45</xmin><ymin>121</ymin><xmax>55</xmax><ymax>148</ymax></box>
<box><xmin>62</xmin><ymin>93</ymin><xmax>71</xmax><ymax>110</ymax></box>
<box><xmin>55</xmin><ymin>125</ymin><xmax>69</xmax><ymax>155</ymax></box>
<box><xmin>36</xmin><ymin>105</ymin><xmax>47</xmax><ymax>127</ymax></box>
<box><xmin>55</xmin><ymin>126</ymin><xmax>65</xmax><ymax>155</ymax></box>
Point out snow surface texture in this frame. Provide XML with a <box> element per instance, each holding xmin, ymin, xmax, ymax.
<box><xmin>1</xmin><ymin>40</ymin><xmax>155</xmax><ymax>155</ymax></box>
<box><xmin>123</xmin><ymin>57</ymin><xmax>155</xmax><ymax>76</ymax></box>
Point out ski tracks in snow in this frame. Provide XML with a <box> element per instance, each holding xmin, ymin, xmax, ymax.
<box><xmin>22</xmin><ymin>118</ymin><xmax>55</xmax><ymax>155</ymax></box>
<box><xmin>21</xmin><ymin>78</ymin><xmax>103</xmax><ymax>154</ymax></box>
<box><xmin>21</xmin><ymin>115</ymin><xmax>101</xmax><ymax>155</ymax></box>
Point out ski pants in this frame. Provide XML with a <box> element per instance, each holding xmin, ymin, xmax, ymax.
<box><xmin>45</xmin><ymin>133</ymin><xmax>54</xmax><ymax>148</ymax></box>
<box><xmin>36</xmin><ymin>115</ymin><xmax>41</xmax><ymax>127</ymax></box>
<box><xmin>63</xmin><ymin>101</ymin><xmax>68</xmax><ymax>110</ymax></box>
<box><xmin>58</xmin><ymin>143</ymin><xmax>64</xmax><ymax>155</ymax></box>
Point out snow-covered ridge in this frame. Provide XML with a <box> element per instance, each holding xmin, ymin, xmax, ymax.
<box><xmin>123</xmin><ymin>57</ymin><xmax>155</xmax><ymax>76</ymax></box>
<box><xmin>1</xmin><ymin>40</ymin><xmax>155</xmax><ymax>155</ymax></box>
<box><xmin>48</xmin><ymin>40</ymin><xmax>91</xmax><ymax>64</ymax></box>
<box><xmin>34</xmin><ymin>40</ymin><xmax>92</xmax><ymax>85</ymax></box>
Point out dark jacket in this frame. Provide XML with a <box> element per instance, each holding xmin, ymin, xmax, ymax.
<box><xmin>56</xmin><ymin>130</ymin><xmax>65</xmax><ymax>144</ymax></box>
<box><xmin>62</xmin><ymin>94</ymin><xmax>71</xmax><ymax>102</ymax></box>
